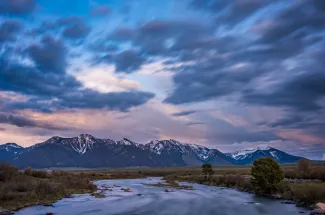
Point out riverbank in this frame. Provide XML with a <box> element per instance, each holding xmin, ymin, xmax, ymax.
<box><xmin>15</xmin><ymin>177</ymin><xmax>310</xmax><ymax>215</ymax></box>
<box><xmin>1</xmin><ymin>163</ymin><xmax>325</xmax><ymax>213</ymax></box>
<box><xmin>164</xmin><ymin>174</ymin><xmax>325</xmax><ymax>210</ymax></box>
<box><xmin>0</xmin><ymin>164</ymin><xmax>98</xmax><ymax>212</ymax></box>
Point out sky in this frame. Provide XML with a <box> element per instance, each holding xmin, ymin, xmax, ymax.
<box><xmin>0</xmin><ymin>0</ymin><xmax>325</xmax><ymax>160</ymax></box>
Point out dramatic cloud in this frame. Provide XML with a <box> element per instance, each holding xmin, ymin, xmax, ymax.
<box><xmin>256</xmin><ymin>0</ymin><xmax>325</xmax><ymax>44</ymax></box>
<box><xmin>0</xmin><ymin>0</ymin><xmax>325</xmax><ymax>159</ymax></box>
<box><xmin>242</xmin><ymin>50</ymin><xmax>325</xmax><ymax>111</ymax></box>
<box><xmin>172</xmin><ymin>110</ymin><xmax>197</xmax><ymax>117</ymax></box>
<box><xmin>62</xmin><ymin>22</ymin><xmax>90</xmax><ymax>39</ymax></box>
<box><xmin>0</xmin><ymin>35</ymin><xmax>154</xmax><ymax>113</ymax></box>
<box><xmin>115</xmin><ymin>49</ymin><xmax>145</xmax><ymax>73</ymax></box>
<box><xmin>30</xmin><ymin>17</ymin><xmax>91</xmax><ymax>39</ymax></box>
<box><xmin>0</xmin><ymin>20</ymin><xmax>23</xmax><ymax>43</ymax></box>
<box><xmin>0</xmin><ymin>112</ymin><xmax>66</xmax><ymax>130</ymax></box>
<box><xmin>0</xmin><ymin>0</ymin><xmax>36</xmax><ymax>15</ymax></box>
<box><xmin>27</xmin><ymin>36</ymin><xmax>67</xmax><ymax>74</ymax></box>
<box><xmin>164</xmin><ymin>61</ymin><xmax>263</xmax><ymax>104</ymax></box>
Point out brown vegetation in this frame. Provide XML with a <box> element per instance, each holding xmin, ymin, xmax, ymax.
<box><xmin>0</xmin><ymin>163</ymin><xmax>96</xmax><ymax>211</ymax></box>
<box><xmin>146</xmin><ymin>178</ymin><xmax>194</xmax><ymax>190</ymax></box>
<box><xmin>1</xmin><ymin>161</ymin><xmax>325</xmax><ymax>211</ymax></box>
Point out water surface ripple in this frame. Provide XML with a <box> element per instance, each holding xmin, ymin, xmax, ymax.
<box><xmin>15</xmin><ymin>177</ymin><xmax>309</xmax><ymax>215</ymax></box>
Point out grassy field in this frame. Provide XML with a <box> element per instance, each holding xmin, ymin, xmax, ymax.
<box><xmin>1</xmin><ymin>163</ymin><xmax>325</xmax><ymax>211</ymax></box>
<box><xmin>71</xmin><ymin>163</ymin><xmax>322</xmax><ymax>177</ymax></box>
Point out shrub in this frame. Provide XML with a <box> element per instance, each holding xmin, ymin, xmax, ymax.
<box><xmin>0</xmin><ymin>164</ymin><xmax>18</xmax><ymax>182</ymax></box>
<box><xmin>284</xmin><ymin>166</ymin><xmax>325</xmax><ymax>181</ymax></box>
<box><xmin>26</xmin><ymin>169</ymin><xmax>50</xmax><ymax>178</ymax></box>
<box><xmin>202</xmin><ymin>163</ymin><xmax>213</xmax><ymax>179</ymax></box>
<box><xmin>35</xmin><ymin>180</ymin><xmax>63</xmax><ymax>197</ymax></box>
<box><xmin>0</xmin><ymin>164</ymin><xmax>96</xmax><ymax>210</ymax></box>
<box><xmin>297</xmin><ymin>158</ymin><xmax>312</xmax><ymax>174</ymax></box>
<box><xmin>290</xmin><ymin>183</ymin><xmax>325</xmax><ymax>206</ymax></box>
<box><xmin>251</xmin><ymin>158</ymin><xmax>284</xmax><ymax>195</ymax></box>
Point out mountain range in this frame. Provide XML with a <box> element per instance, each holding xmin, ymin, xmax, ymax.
<box><xmin>0</xmin><ymin>134</ymin><xmax>303</xmax><ymax>168</ymax></box>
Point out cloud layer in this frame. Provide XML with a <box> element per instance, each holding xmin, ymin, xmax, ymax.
<box><xmin>0</xmin><ymin>0</ymin><xmax>324</xmax><ymax>160</ymax></box>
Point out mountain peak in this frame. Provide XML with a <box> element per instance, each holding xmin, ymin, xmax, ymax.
<box><xmin>3</xmin><ymin>143</ymin><xmax>23</xmax><ymax>148</ymax></box>
<box><xmin>3</xmin><ymin>135</ymin><xmax>303</xmax><ymax>168</ymax></box>
<box><xmin>120</xmin><ymin>138</ymin><xmax>141</xmax><ymax>146</ymax></box>
<box><xmin>256</xmin><ymin>146</ymin><xmax>272</xmax><ymax>151</ymax></box>
<box><xmin>78</xmin><ymin>134</ymin><xmax>96</xmax><ymax>140</ymax></box>
<box><xmin>226</xmin><ymin>146</ymin><xmax>301</xmax><ymax>164</ymax></box>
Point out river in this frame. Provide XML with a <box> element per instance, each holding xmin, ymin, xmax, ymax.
<box><xmin>15</xmin><ymin>177</ymin><xmax>309</xmax><ymax>215</ymax></box>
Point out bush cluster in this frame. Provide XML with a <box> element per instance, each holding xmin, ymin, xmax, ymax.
<box><xmin>289</xmin><ymin>183</ymin><xmax>325</xmax><ymax>207</ymax></box>
<box><xmin>0</xmin><ymin>163</ymin><xmax>96</xmax><ymax>210</ymax></box>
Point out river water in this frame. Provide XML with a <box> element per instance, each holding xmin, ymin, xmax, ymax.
<box><xmin>15</xmin><ymin>177</ymin><xmax>309</xmax><ymax>215</ymax></box>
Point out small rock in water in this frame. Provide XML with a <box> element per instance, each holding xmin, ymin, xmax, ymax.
<box><xmin>121</xmin><ymin>188</ymin><xmax>132</xmax><ymax>192</ymax></box>
<box><xmin>281</xmin><ymin>201</ymin><xmax>295</xmax><ymax>204</ymax></box>
<box><xmin>136</xmin><ymin>194</ymin><xmax>142</xmax><ymax>196</ymax></box>
<box><xmin>45</xmin><ymin>213</ymin><xmax>53</xmax><ymax>215</ymax></box>
<box><xmin>165</xmin><ymin>189</ymin><xmax>173</xmax><ymax>192</ymax></box>
<box><xmin>43</xmin><ymin>203</ymin><xmax>54</xmax><ymax>207</ymax></box>
<box><xmin>63</xmin><ymin>194</ymin><xmax>72</xmax><ymax>198</ymax></box>
<box><xmin>310</xmin><ymin>209</ymin><xmax>325</xmax><ymax>215</ymax></box>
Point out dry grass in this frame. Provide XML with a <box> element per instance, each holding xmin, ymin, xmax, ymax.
<box><xmin>1</xmin><ymin>162</ymin><xmax>324</xmax><ymax>211</ymax></box>
<box><xmin>0</xmin><ymin>163</ymin><xmax>97</xmax><ymax>211</ymax></box>
<box><xmin>289</xmin><ymin>183</ymin><xmax>325</xmax><ymax>208</ymax></box>
<box><xmin>146</xmin><ymin>178</ymin><xmax>194</xmax><ymax>190</ymax></box>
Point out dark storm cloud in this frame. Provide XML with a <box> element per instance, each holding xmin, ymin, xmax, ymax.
<box><xmin>109</xmin><ymin>27</ymin><xmax>136</xmax><ymax>41</ymax></box>
<box><xmin>242</xmin><ymin>66</ymin><xmax>325</xmax><ymax>111</ymax></box>
<box><xmin>27</xmin><ymin>36</ymin><xmax>67</xmax><ymax>74</ymax></box>
<box><xmin>164</xmin><ymin>59</ymin><xmax>264</xmax><ymax>104</ymax></box>
<box><xmin>172</xmin><ymin>110</ymin><xmax>197</xmax><ymax>117</ymax></box>
<box><xmin>0</xmin><ymin>112</ymin><xmax>66</xmax><ymax>130</ymax></box>
<box><xmin>62</xmin><ymin>23</ymin><xmax>90</xmax><ymax>39</ymax></box>
<box><xmin>0</xmin><ymin>0</ymin><xmax>36</xmax><ymax>15</ymax></box>
<box><xmin>55</xmin><ymin>17</ymin><xmax>91</xmax><ymax>39</ymax></box>
<box><xmin>0</xmin><ymin>60</ymin><xmax>80</xmax><ymax>98</ymax></box>
<box><xmin>162</xmin><ymin>0</ymin><xmax>325</xmax><ymax>109</ymax></box>
<box><xmin>102</xmin><ymin>20</ymin><xmax>215</xmax><ymax>72</ymax></box>
<box><xmin>0</xmin><ymin>35</ymin><xmax>154</xmax><ymax>113</ymax></box>
<box><xmin>0</xmin><ymin>58</ymin><xmax>154</xmax><ymax>112</ymax></box>
<box><xmin>29</xmin><ymin>16</ymin><xmax>91</xmax><ymax>39</ymax></box>
<box><xmin>115</xmin><ymin>49</ymin><xmax>145</xmax><ymax>73</ymax></box>
<box><xmin>62</xmin><ymin>21</ymin><xmax>90</xmax><ymax>39</ymax></box>
<box><xmin>53</xmin><ymin>89</ymin><xmax>154</xmax><ymax>112</ymax></box>
<box><xmin>257</xmin><ymin>0</ymin><xmax>325</xmax><ymax>44</ymax></box>
<box><xmin>0</xmin><ymin>20</ymin><xmax>23</xmax><ymax>43</ymax></box>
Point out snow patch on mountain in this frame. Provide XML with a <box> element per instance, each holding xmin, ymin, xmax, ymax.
<box><xmin>0</xmin><ymin>143</ymin><xmax>23</xmax><ymax>151</ymax></box>
<box><xmin>226</xmin><ymin>146</ymin><xmax>273</xmax><ymax>160</ymax></box>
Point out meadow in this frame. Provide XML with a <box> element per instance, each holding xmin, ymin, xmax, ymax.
<box><xmin>1</xmin><ymin>162</ymin><xmax>325</xmax><ymax>211</ymax></box>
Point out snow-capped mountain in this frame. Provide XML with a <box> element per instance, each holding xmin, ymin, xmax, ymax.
<box><xmin>225</xmin><ymin>147</ymin><xmax>302</xmax><ymax>165</ymax></box>
<box><xmin>10</xmin><ymin>134</ymin><xmax>232</xmax><ymax>168</ymax></box>
<box><xmin>4</xmin><ymin>134</ymin><xmax>304</xmax><ymax>168</ymax></box>
<box><xmin>0</xmin><ymin>143</ymin><xmax>25</xmax><ymax>162</ymax></box>
<box><xmin>145</xmin><ymin>139</ymin><xmax>233</xmax><ymax>166</ymax></box>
